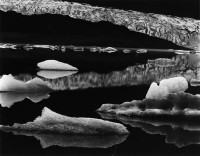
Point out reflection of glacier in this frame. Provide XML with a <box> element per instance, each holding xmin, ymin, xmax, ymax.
<box><xmin>0</xmin><ymin>0</ymin><xmax>200</xmax><ymax>50</ymax></box>
<box><xmin>43</xmin><ymin>54</ymin><xmax>199</xmax><ymax>90</ymax></box>
<box><xmin>12</xmin><ymin>54</ymin><xmax>200</xmax><ymax>90</ymax></box>
<box><xmin>99</xmin><ymin>113</ymin><xmax>200</xmax><ymax>148</ymax></box>
<box><xmin>0</xmin><ymin>131</ymin><xmax>127</xmax><ymax>148</ymax></box>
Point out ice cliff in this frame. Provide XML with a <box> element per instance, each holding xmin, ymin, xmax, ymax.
<box><xmin>0</xmin><ymin>0</ymin><xmax>199</xmax><ymax>50</ymax></box>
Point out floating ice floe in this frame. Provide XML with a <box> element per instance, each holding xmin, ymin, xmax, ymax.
<box><xmin>146</xmin><ymin>77</ymin><xmax>188</xmax><ymax>99</ymax></box>
<box><xmin>37</xmin><ymin>70</ymin><xmax>77</xmax><ymax>79</ymax></box>
<box><xmin>0</xmin><ymin>92</ymin><xmax>50</xmax><ymax>108</ymax></box>
<box><xmin>97</xmin><ymin>76</ymin><xmax>200</xmax><ymax>116</ymax></box>
<box><xmin>98</xmin><ymin>113</ymin><xmax>200</xmax><ymax>148</ymax></box>
<box><xmin>97</xmin><ymin>92</ymin><xmax>200</xmax><ymax>116</ymax></box>
<box><xmin>37</xmin><ymin>60</ymin><xmax>78</xmax><ymax>71</ymax></box>
<box><xmin>0</xmin><ymin>107</ymin><xmax>129</xmax><ymax>135</ymax></box>
<box><xmin>0</xmin><ymin>74</ymin><xmax>52</xmax><ymax>92</ymax></box>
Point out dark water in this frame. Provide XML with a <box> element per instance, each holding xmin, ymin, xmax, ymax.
<box><xmin>0</xmin><ymin>0</ymin><xmax>200</xmax><ymax>155</ymax></box>
<box><xmin>0</xmin><ymin>46</ymin><xmax>200</xmax><ymax>156</ymax></box>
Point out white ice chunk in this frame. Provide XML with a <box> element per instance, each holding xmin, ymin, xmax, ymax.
<box><xmin>37</xmin><ymin>60</ymin><xmax>78</xmax><ymax>71</ymax></box>
<box><xmin>160</xmin><ymin>77</ymin><xmax>188</xmax><ymax>93</ymax></box>
<box><xmin>146</xmin><ymin>77</ymin><xmax>188</xmax><ymax>99</ymax></box>
<box><xmin>145</xmin><ymin>82</ymin><xmax>169</xmax><ymax>99</ymax></box>
<box><xmin>0</xmin><ymin>74</ymin><xmax>28</xmax><ymax>92</ymax></box>
<box><xmin>0</xmin><ymin>74</ymin><xmax>51</xmax><ymax>92</ymax></box>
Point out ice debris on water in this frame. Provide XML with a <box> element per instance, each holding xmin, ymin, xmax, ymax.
<box><xmin>37</xmin><ymin>60</ymin><xmax>78</xmax><ymax>71</ymax></box>
<box><xmin>100</xmin><ymin>47</ymin><xmax>118</xmax><ymax>53</ymax></box>
<box><xmin>136</xmin><ymin>49</ymin><xmax>147</xmax><ymax>53</ymax></box>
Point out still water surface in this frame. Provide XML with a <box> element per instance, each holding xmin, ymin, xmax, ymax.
<box><xmin>0</xmin><ymin>46</ymin><xmax>200</xmax><ymax>156</ymax></box>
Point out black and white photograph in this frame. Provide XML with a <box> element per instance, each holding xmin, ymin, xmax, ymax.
<box><xmin>0</xmin><ymin>0</ymin><xmax>200</xmax><ymax>155</ymax></box>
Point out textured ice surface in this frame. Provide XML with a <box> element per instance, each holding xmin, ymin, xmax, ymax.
<box><xmin>37</xmin><ymin>70</ymin><xmax>77</xmax><ymax>79</ymax></box>
<box><xmin>0</xmin><ymin>92</ymin><xmax>50</xmax><ymax>108</ymax></box>
<box><xmin>99</xmin><ymin>113</ymin><xmax>200</xmax><ymax>148</ymax></box>
<box><xmin>146</xmin><ymin>77</ymin><xmax>188</xmax><ymax>99</ymax></box>
<box><xmin>97</xmin><ymin>92</ymin><xmax>200</xmax><ymax>116</ymax></box>
<box><xmin>37</xmin><ymin>60</ymin><xmax>78</xmax><ymax>70</ymax></box>
<box><xmin>0</xmin><ymin>74</ymin><xmax>51</xmax><ymax>92</ymax></box>
<box><xmin>0</xmin><ymin>107</ymin><xmax>129</xmax><ymax>134</ymax></box>
<box><xmin>0</xmin><ymin>0</ymin><xmax>199</xmax><ymax>50</ymax></box>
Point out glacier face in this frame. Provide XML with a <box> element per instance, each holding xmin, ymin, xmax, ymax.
<box><xmin>0</xmin><ymin>0</ymin><xmax>199</xmax><ymax>50</ymax></box>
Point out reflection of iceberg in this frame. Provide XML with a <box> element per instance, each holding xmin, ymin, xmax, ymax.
<box><xmin>0</xmin><ymin>0</ymin><xmax>199</xmax><ymax>50</ymax></box>
<box><xmin>97</xmin><ymin>92</ymin><xmax>200</xmax><ymax>116</ymax></box>
<box><xmin>0</xmin><ymin>74</ymin><xmax>52</xmax><ymax>92</ymax></box>
<box><xmin>0</xmin><ymin>92</ymin><xmax>50</xmax><ymax>108</ymax></box>
<box><xmin>37</xmin><ymin>70</ymin><xmax>77</xmax><ymax>79</ymax></box>
<box><xmin>99</xmin><ymin>113</ymin><xmax>200</xmax><ymax>148</ymax></box>
<box><xmin>0</xmin><ymin>131</ymin><xmax>127</xmax><ymax>149</ymax></box>
<box><xmin>0</xmin><ymin>107</ymin><xmax>129</xmax><ymax>135</ymax></box>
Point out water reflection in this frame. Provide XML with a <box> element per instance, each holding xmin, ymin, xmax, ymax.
<box><xmin>99</xmin><ymin>113</ymin><xmax>200</xmax><ymax>148</ymax></box>
<box><xmin>37</xmin><ymin>70</ymin><xmax>78</xmax><ymax>79</ymax></box>
<box><xmin>0</xmin><ymin>130</ymin><xmax>128</xmax><ymax>148</ymax></box>
<box><xmin>0</xmin><ymin>75</ymin><xmax>52</xmax><ymax>108</ymax></box>
<box><xmin>0</xmin><ymin>92</ymin><xmax>50</xmax><ymax>108</ymax></box>
<box><xmin>9</xmin><ymin>54</ymin><xmax>200</xmax><ymax>91</ymax></box>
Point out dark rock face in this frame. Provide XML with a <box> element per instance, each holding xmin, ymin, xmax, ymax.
<box><xmin>0</xmin><ymin>0</ymin><xmax>199</xmax><ymax>50</ymax></box>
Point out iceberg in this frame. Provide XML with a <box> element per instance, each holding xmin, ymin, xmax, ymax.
<box><xmin>37</xmin><ymin>60</ymin><xmax>78</xmax><ymax>71</ymax></box>
<box><xmin>97</xmin><ymin>92</ymin><xmax>200</xmax><ymax>116</ymax></box>
<box><xmin>99</xmin><ymin>113</ymin><xmax>200</xmax><ymax>148</ymax></box>
<box><xmin>0</xmin><ymin>107</ymin><xmax>129</xmax><ymax>135</ymax></box>
<box><xmin>0</xmin><ymin>74</ymin><xmax>52</xmax><ymax>92</ymax></box>
<box><xmin>146</xmin><ymin>77</ymin><xmax>188</xmax><ymax>99</ymax></box>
